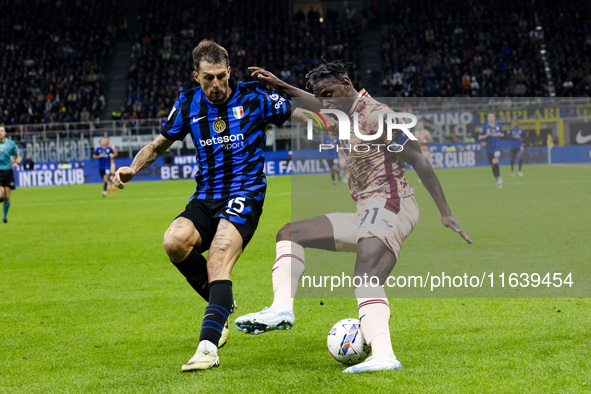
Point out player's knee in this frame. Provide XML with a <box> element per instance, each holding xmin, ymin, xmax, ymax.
<box><xmin>162</xmin><ymin>232</ymin><xmax>191</xmax><ymax>262</ymax></box>
<box><xmin>276</xmin><ymin>222</ymin><xmax>307</xmax><ymax>244</ymax></box>
<box><xmin>355</xmin><ymin>241</ymin><xmax>396</xmax><ymax>283</ymax></box>
<box><xmin>276</xmin><ymin>223</ymin><xmax>292</xmax><ymax>242</ymax></box>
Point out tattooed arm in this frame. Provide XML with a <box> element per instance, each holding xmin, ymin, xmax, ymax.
<box><xmin>112</xmin><ymin>135</ymin><xmax>173</xmax><ymax>189</ymax></box>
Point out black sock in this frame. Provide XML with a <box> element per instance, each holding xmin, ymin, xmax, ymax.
<box><xmin>510</xmin><ymin>161</ymin><xmax>514</xmax><ymax>171</ymax></box>
<box><xmin>519</xmin><ymin>159</ymin><xmax>523</xmax><ymax>171</ymax></box>
<box><xmin>103</xmin><ymin>182</ymin><xmax>108</xmax><ymax>191</ymax></box>
<box><xmin>199</xmin><ymin>280</ymin><xmax>233</xmax><ymax>347</ymax></box>
<box><xmin>492</xmin><ymin>164</ymin><xmax>500</xmax><ymax>178</ymax></box>
<box><xmin>172</xmin><ymin>248</ymin><xmax>209</xmax><ymax>301</ymax></box>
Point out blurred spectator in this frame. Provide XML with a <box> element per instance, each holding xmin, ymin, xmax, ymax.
<box><xmin>379</xmin><ymin>0</ymin><xmax>590</xmax><ymax>98</ymax></box>
<box><xmin>23</xmin><ymin>155</ymin><xmax>34</xmax><ymax>171</ymax></box>
<box><xmin>125</xmin><ymin>0</ymin><xmax>362</xmax><ymax>118</ymax></box>
<box><xmin>2</xmin><ymin>0</ymin><xmax>589</xmax><ymax>128</ymax></box>
<box><xmin>0</xmin><ymin>0</ymin><xmax>119</xmax><ymax>125</ymax></box>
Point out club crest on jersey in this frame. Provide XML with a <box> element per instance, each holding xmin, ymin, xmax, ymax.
<box><xmin>233</xmin><ymin>106</ymin><xmax>244</xmax><ymax>119</ymax></box>
<box><xmin>213</xmin><ymin>119</ymin><xmax>227</xmax><ymax>133</ymax></box>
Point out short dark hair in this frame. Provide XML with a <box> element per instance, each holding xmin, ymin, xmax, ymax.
<box><xmin>305</xmin><ymin>59</ymin><xmax>351</xmax><ymax>90</ymax></box>
<box><xmin>192</xmin><ymin>39</ymin><xmax>230</xmax><ymax>71</ymax></box>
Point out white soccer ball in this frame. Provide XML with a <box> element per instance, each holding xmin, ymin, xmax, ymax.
<box><xmin>327</xmin><ymin>318</ymin><xmax>371</xmax><ymax>365</ymax></box>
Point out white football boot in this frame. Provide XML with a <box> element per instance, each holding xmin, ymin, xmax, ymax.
<box><xmin>343</xmin><ymin>353</ymin><xmax>402</xmax><ymax>373</ymax></box>
<box><xmin>181</xmin><ymin>340</ymin><xmax>220</xmax><ymax>372</ymax></box>
<box><xmin>234</xmin><ymin>304</ymin><xmax>295</xmax><ymax>334</ymax></box>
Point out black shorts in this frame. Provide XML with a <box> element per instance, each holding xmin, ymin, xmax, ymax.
<box><xmin>99</xmin><ymin>169</ymin><xmax>111</xmax><ymax>178</ymax></box>
<box><xmin>486</xmin><ymin>151</ymin><xmax>500</xmax><ymax>164</ymax></box>
<box><xmin>177</xmin><ymin>195</ymin><xmax>264</xmax><ymax>252</ymax></box>
<box><xmin>0</xmin><ymin>169</ymin><xmax>15</xmax><ymax>189</ymax></box>
<box><xmin>510</xmin><ymin>148</ymin><xmax>523</xmax><ymax>154</ymax></box>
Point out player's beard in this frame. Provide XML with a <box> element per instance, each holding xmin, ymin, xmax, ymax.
<box><xmin>208</xmin><ymin>88</ymin><xmax>227</xmax><ymax>104</ymax></box>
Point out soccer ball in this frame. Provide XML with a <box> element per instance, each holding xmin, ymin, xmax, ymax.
<box><xmin>327</xmin><ymin>318</ymin><xmax>371</xmax><ymax>365</ymax></box>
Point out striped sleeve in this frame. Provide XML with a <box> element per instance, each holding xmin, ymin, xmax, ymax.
<box><xmin>161</xmin><ymin>95</ymin><xmax>188</xmax><ymax>141</ymax></box>
<box><xmin>256</xmin><ymin>85</ymin><xmax>292</xmax><ymax>126</ymax></box>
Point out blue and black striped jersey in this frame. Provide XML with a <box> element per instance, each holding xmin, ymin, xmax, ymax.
<box><xmin>507</xmin><ymin>128</ymin><xmax>523</xmax><ymax>150</ymax></box>
<box><xmin>323</xmin><ymin>136</ymin><xmax>339</xmax><ymax>160</ymax></box>
<box><xmin>161</xmin><ymin>80</ymin><xmax>291</xmax><ymax>201</ymax></box>
<box><xmin>94</xmin><ymin>146</ymin><xmax>114</xmax><ymax>170</ymax></box>
<box><xmin>480</xmin><ymin>124</ymin><xmax>503</xmax><ymax>154</ymax></box>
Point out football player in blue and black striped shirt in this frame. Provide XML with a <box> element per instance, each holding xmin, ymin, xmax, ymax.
<box><xmin>92</xmin><ymin>137</ymin><xmax>117</xmax><ymax>197</ymax></box>
<box><xmin>478</xmin><ymin>113</ymin><xmax>505</xmax><ymax>188</ymax></box>
<box><xmin>506</xmin><ymin>119</ymin><xmax>524</xmax><ymax>177</ymax></box>
<box><xmin>113</xmin><ymin>40</ymin><xmax>291</xmax><ymax>371</ymax></box>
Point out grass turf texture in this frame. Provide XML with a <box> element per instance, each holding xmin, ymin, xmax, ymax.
<box><xmin>1</xmin><ymin>164</ymin><xmax>589</xmax><ymax>392</ymax></box>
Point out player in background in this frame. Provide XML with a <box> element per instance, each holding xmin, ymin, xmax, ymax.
<box><xmin>478</xmin><ymin>113</ymin><xmax>504</xmax><ymax>188</ymax></box>
<box><xmin>93</xmin><ymin>137</ymin><xmax>116</xmax><ymax>197</ymax></box>
<box><xmin>324</xmin><ymin>134</ymin><xmax>341</xmax><ymax>185</ymax></box>
<box><xmin>0</xmin><ymin>124</ymin><xmax>21</xmax><ymax>224</ymax></box>
<box><xmin>236</xmin><ymin>61</ymin><xmax>471</xmax><ymax>373</ymax></box>
<box><xmin>506</xmin><ymin>120</ymin><xmax>524</xmax><ymax>177</ymax></box>
<box><xmin>112</xmin><ymin>40</ymin><xmax>294</xmax><ymax>372</ymax></box>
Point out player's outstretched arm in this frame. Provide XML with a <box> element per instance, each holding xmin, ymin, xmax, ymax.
<box><xmin>249</xmin><ymin>67</ymin><xmax>314</xmax><ymax>98</ymax></box>
<box><xmin>399</xmin><ymin>141</ymin><xmax>472</xmax><ymax>244</ymax></box>
<box><xmin>249</xmin><ymin>66</ymin><xmax>322</xmax><ymax>112</ymax></box>
<box><xmin>113</xmin><ymin>135</ymin><xmax>173</xmax><ymax>189</ymax></box>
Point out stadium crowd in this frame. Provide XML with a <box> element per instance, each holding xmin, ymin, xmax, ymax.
<box><xmin>124</xmin><ymin>0</ymin><xmax>362</xmax><ymax>119</ymax></box>
<box><xmin>1</xmin><ymin>0</ymin><xmax>589</xmax><ymax>125</ymax></box>
<box><xmin>0</xmin><ymin>0</ymin><xmax>120</xmax><ymax>125</ymax></box>
<box><xmin>378</xmin><ymin>0</ymin><xmax>591</xmax><ymax>97</ymax></box>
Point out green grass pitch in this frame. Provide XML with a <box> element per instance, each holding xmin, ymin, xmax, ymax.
<box><xmin>1</xmin><ymin>164</ymin><xmax>590</xmax><ymax>392</ymax></box>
